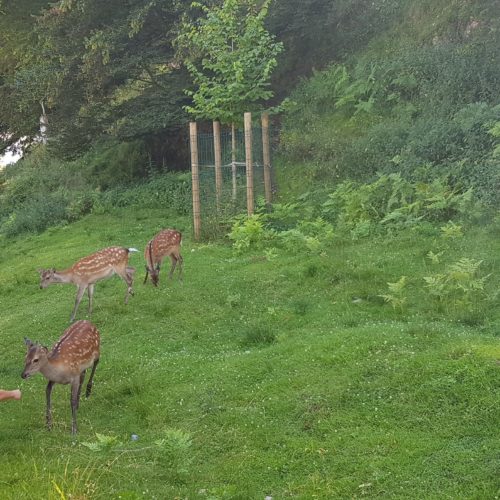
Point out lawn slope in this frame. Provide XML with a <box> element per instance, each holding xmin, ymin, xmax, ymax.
<box><xmin>0</xmin><ymin>208</ymin><xmax>498</xmax><ymax>499</ymax></box>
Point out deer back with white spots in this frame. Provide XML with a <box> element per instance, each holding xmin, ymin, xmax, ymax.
<box><xmin>144</xmin><ymin>229</ymin><xmax>183</xmax><ymax>287</ymax></box>
<box><xmin>21</xmin><ymin>320</ymin><xmax>100</xmax><ymax>434</ymax></box>
<box><xmin>38</xmin><ymin>246</ymin><xmax>138</xmax><ymax>322</ymax></box>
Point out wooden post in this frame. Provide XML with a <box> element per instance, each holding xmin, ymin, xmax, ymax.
<box><xmin>231</xmin><ymin>122</ymin><xmax>237</xmax><ymax>201</ymax></box>
<box><xmin>261</xmin><ymin>112</ymin><xmax>272</xmax><ymax>206</ymax></box>
<box><xmin>244</xmin><ymin>112</ymin><xmax>254</xmax><ymax>216</ymax></box>
<box><xmin>213</xmin><ymin>121</ymin><xmax>223</xmax><ymax>210</ymax></box>
<box><xmin>189</xmin><ymin>122</ymin><xmax>201</xmax><ymax>240</ymax></box>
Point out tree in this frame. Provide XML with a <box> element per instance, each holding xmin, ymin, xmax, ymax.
<box><xmin>0</xmin><ymin>0</ymin><xmax>192</xmax><ymax>164</ymax></box>
<box><xmin>178</xmin><ymin>0</ymin><xmax>283</xmax><ymax>124</ymax></box>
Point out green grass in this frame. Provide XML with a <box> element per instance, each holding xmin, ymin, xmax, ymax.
<box><xmin>0</xmin><ymin>208</ymin><xmax>499</xmax><ymax>499</ymax></box>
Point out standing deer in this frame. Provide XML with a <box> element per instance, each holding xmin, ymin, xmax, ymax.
<box><xmin>38</xmin><ymin>246</ymin><xmax>138</xmax><ymax>322</ymax></box>
<box><xmin>144</xmin><ymin>229</ymin><xmax>183</xmax><ymax>287</ymax></box>
<box><xmin>21</xmin><ymin>320</ymin><xmax>100</xmax><ymax>434</ymax></box>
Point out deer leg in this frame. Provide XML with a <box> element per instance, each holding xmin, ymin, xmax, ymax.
<box><xmin>70</xmin><ymin>379</ymin><xmax>80</xmax><ymax>435</ymax></box>
<box><xmin>87</xmin><ymin>285</ymin><xmax>95</xmax><ymax>317</ymax></box>
<box><xmin>168</xmin><ymin>255</ymin><xmax>177</xmax><ymax>280</ymax></box>
<box><xmin>120</xmin><ymin>267</ymin><xmax>135</xmax><ymax>304</ymax></box>
<box><xmin>70</xmin><ymin>285</ymin><xmax>87</xmax><ymax>322</ymax></box>
<box><xmin>175</xmin><ymin>252</ymin><xmax>183</xmax><ymax>282</ymax></box>
<box><xmin>86</xmin><ymin>358</ymin><xmax>99</xmax><ymax>398</ymax></box>
<box><xmin>76</xmin><ymin>370</ymin><xmax>86</xmax><ymax>409</ymax></box>
<box><xmin>143</xmin><ymin>267</ymin><xmax>149</xmax><ymax>284</ymax></box>
<box><xmin>46</xmin><ymin>381</ymin><xmax>54</xmax><ymax>431</ymax></box>
<box><xmin>126</xmin><ymin>266</ymin><xmax>136</xmax><ymax>280</ymax></box>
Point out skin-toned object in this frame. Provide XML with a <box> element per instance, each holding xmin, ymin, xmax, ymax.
<box><xmin>0</xmin><ymin>389</ymin><xmax>21</xmax><ymax>401</ymax></box>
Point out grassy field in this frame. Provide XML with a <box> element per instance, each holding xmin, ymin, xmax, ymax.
<box><xmin>0</xmin><ymin>207</ymin><xmax>499</xmax><ymax>499</ymax></box>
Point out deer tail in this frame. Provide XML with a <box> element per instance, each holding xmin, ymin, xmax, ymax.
<box><xmin>128</xmin><ymin>248</ymin><xmax>139</xmax><ymax>253</ymax></box>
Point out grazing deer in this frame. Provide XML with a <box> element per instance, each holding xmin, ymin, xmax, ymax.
<box><xmin>144</xmin><ymin>229</ymin><xmax>183</xmax><ymax>287</ymax></box>
<box><xmin>38</xmin><ymin>246</ymin><xmax>138</xmax><ymax>322</ymax></box>
<box><xmin>21</xmin><ymin>320</ymin><xmax>100</xmax><ymax>434</ymax></box>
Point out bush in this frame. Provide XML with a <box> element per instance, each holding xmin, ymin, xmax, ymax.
<box><xmin>0</xmin><ymin>166</ymin><xmax>191</xmax><ymax>237</ymax></box>
<box><xmin>2</xmin><ymin>193</ymin><xmax>69</xmax><ymax>236</ymax></box>
<box><xmin>321</xmin><ymin>174</ymin><xmax>475</xmax><ymax>234</ymax></box>
<box><xmin>279</xmin><ymin>22</ymin><xmax>500</xmax><ymax>206</ymax></box>
<box><xmin>100</xmin><ymin>173</ymin><xmax>191</xmax><ymax>214</ymax></box>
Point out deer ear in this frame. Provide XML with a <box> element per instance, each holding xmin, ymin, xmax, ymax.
<box><xmin>24</xmin><ymin>337</ymin><xmax>33</xmax><ymax>347</ymax></box>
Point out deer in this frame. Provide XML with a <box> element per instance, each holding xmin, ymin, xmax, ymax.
<box><xmin>144</xmin><ymin>229</ymin><xmax>183</xmax><ymax>287</ymax></box>
<box><xmin>21</xmin><ymin>320</ymin><xmax>100</xmax><ymax>434</ymax></box>
<box><xmin>38</xmin><ymin>246</ymin><xmax>138</xmax><ymax>322</ymax></box>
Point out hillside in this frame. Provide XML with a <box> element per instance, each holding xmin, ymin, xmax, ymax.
<box><xmin>0</xmin><ymin>1</ymin><xmax>499</xmax><ymax>497</ymax></box>
<box><xmin>0</xmin><ymin>206</ymin><xmax>499</xmax><ymax>498</ymax></box>
<box><xmin>278</xmin><ymin>0</ymin><xmax>500</xmax><ymax>207</ymax></box>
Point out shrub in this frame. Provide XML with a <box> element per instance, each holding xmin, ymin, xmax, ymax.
<box><xmin>2</xmin><ymin>193</ymin><xmax>69</xmax><ymax>236</ymax></box>
<box><xmin>423</xmin><ymin>258</ymin><xmax>490</xmax><ymax>310</ymax></box>
<box><xmin>279</xmin><ymin>29</ymin><xmax>500</xmax><ymax>206</ymax></box>
<box><xmin>228</xmin><ymin>214</ymin><xmax>273</xmax><ymax>253</ymax></box>
<box><xmin>100</xmin><ymin>173</ymin><xmax>191</xmax><ymax>214</ymax></box>
<box><xmin>321</xmin><ymin>174</ymin><xmax>475</xmax><ymax>235</ymax></box>
<box><xmin>0</xmin><ymin>168</ymin><xmax>191</xmax><ymax>237</ymax></box>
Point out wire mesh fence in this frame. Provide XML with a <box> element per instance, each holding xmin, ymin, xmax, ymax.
<box><xmin>190</xmin><ymin>118</ymin><xmax>272</xmax><ymax>239</ymax></box>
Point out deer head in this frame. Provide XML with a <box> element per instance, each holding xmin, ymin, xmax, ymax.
<box><xmin>146</xmin><ymin>241</ymin><xmax>160</xmax><ymax>287</ymax></box>
<box><xmin>21</xmin><ymin>338</ymin><xmax>49</xmax><ymax>379</ymax></box>
<box><xmin>37</xmin><ymin>268</ymin><xmax>60</xmax><ymax>288</ymax></box>
<box><xmin>145</xmin><ymin>265</ymin><xmax>161</xmax><ymax>287</ymax></box>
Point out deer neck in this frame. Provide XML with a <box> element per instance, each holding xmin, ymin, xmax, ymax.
<box><xmin>53</xmin><ymin>269</ymin><xmax>77</xmax><ymax>284</ymax></box>
<box><xmin>40</xmin><ymin>354</ymin><xmax>66</xmax><ymax>381</ymax></box>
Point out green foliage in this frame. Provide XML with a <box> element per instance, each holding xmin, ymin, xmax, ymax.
<box><xmin>154</xmin><ymin>429</ymin><xmax>193</xmax><ymax>479</ymax></box>
<box><xmin>0</xmin><ymin>0</ymin><xmax>190</xmax><ymax>157</ymax></box>
<box><xmin>268</xmin><ymin>0</ymin><xmax>408</xmax><ymax>90</ymax></box>
<box><xmin>279</xmin><ymin>4</ymin><xmax>500</xmax><ymax>205</ymax></box>
<box><xmin>427</xmin><ymin>250</ymin><xmax>444</xmax><ymax>265</ymax></box>
<box><xmin>228</xmin><ymin>209</ymin><xmax>335</xmax><ymax>256</ymax></box>
<box><xmin>100</xmin><ymin>173</ymin><xmax>192</xmax><ymax>214</ymax></box>
<box><xmin>379</xmin><ymin>276</ymin><xmax>408</xmax><ymax>311</ymax></box>
<box><xmin>177</xmin><ymin>0</ymin><xmax>283</xmax><ymax>123</ymax></box>
<box><xmin>82</xmin><ymin>433</ymin><xmax>120</xmax><ymax>452</ymax></box>
<box><xmin>321</xmin><ymin>174</ymin><xmax>474</xmax><ymax>236</ymax></box>
<box><xmin>228</xmin><ymin>213</ymin><xmax>270</xmax><ymax>253</ymax></box>
<box><xmin>0</xmin><ymin>147</ymin><xmax>191</xmax><ymax>236</ymax></box>
<box><xmin>85</xmin><ymin>141</ymin><xmax>149</xmax><ymax>190</ymax></box>
<box><xmin>1</xmin><ymin>193</ymin><xmax>69</xmax><ymax>237</ymax></box>
<box><xmin>440</xmin><ymin>221</ymin><xmax>464</xmax><ymax>239</ymax></box>
<box><xmin>424</xmin><ymin>258</ymin><xmax>491</xmax><ymax>310</ymax></box>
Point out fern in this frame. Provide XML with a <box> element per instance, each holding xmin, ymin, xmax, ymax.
<box><xmin>380</xmin><ymin>276</ymin><xmax>408</xmax><ymax>311</ymax></box>
<box><xmin>424</xmin><ymin>258</ymin><xmax>490</xmax><ymax>308</ymax></box>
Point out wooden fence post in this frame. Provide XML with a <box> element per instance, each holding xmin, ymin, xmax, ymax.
<box><xmin>213</xmin><ymin>121</ymin><xmax>222</xmax><ymax>210</ymax></box>
<box><xmin>261</xmin><ymin>112</ymin><xmax>272</xmax><ymax>206</ymax></box>
<box><xmin>244</xmin><ymin>112</ymin><xmax>254</xmax><ymax>216</ymax></box>
<box><xmin>189</xmin><ymin>122</ymin><xmax>201</xmax><ymax>240</ymax></box>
